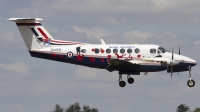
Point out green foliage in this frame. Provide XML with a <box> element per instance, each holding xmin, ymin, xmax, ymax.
<box><xmin>54</xmin><ymin>104</ymin><xmax>64</xmax><ymax>112</ymax></box>
<box><xmin>193</xmin><ymin>108</ymin><xmax>200</xmax><ymax>112</ymax></box>
<box><xmin>66</xmin><ymin>102</ymin><xmax>81</xmax><ymax>112</ymax></box>
<box><xmin>62</xmin><ymin>102</ymin><xmax>98</xmax><ymax>112</ymax></box>
<box><xmin>91</xmin><ymin>108</ymin><xmax>98</xmax><ymax>112</ymax></box>
<box><xmin>83</xmin><ymin>105</ymin><xmax>91</xmax><ymax>112</ymax></box>
<box><xmin>83</xmin><ymin>105</ymin><xmax>98</xmax><ymax>112</ymax></box>
<box><xmin>177</xmin><ymin>104</ymin><xmax>190</xmax><ymax>112</ymax></box>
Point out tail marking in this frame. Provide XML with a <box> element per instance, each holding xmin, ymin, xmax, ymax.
<box><xmin>30</xmin><ymin>28</ymin><xmax>39</xmax><ymax>36</ymax></box>
<box><xmin>16</xmin><ymin>23</ymin><xmax>42</xmax><ymax>26</ymax></box>
<box><xmin>37</xmin><ymin>28</ymin><xmax>49</xmax><ymax>39</ymax></box>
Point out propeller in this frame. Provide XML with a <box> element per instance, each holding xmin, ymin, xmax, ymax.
<box><xmin>170</xmin><ymin>46</ymin><xmax>181</xmax><ymax>78</ymax></box>
<box><xmin>171</xmin><ymin>47</ymin><xmax>174</xmax><ymax>79</ymax></box>
<box><xmin>178</xmin><ymin>45</ymin><xmax>180</xmax><ymax>75</ymax></box>
<box><xmin>172</xmin><ymin>47</ymin><xmax>174</xmax><ymax>60</ymax></box>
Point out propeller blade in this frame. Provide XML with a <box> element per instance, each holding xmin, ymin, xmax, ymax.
<box><xmin>172</xmin><ymin>47</ymin><xmax>174</xmax><ymax>60</ymax></box>
<box><xmin>179</xmin><ymin>45</ymin><xmax>180</xmax><ymax>55</ymax></box>
<box><xmin>171</xmin><ymin>47</ymin><xmax>174</xmax><ymax>79</ymax></box>
<box><xmin>171</xmin><ymin>65</ymin><xmax>173</xmax><ymax>79</ymax></box>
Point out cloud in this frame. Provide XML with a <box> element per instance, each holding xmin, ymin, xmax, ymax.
<box><xmin>72</xmin><ymin>26</ymin><xmax>113</xmax><ymax>39</ymax></box>
<box><xmin>0</xmin><ymin>62</ymin><xmax>30</xmax><ymax>75</ymax></box>
<box><xmin>121</xmin><ymin>30</ymin><xmax>181</xmax><ymax>45</ymax></box>
<box><xmin>123</xmin><ymin>30</ymin><xmax>162</xmax><ymax>41</ymax></box>
<box><xmin>48</xmin><ymin>0</ymin><xmax>198</xmax><ymax>14</ymax></box>
<box><xmin>194</xmin><ymin>41</ymin><xmax>200</xmax><ymax>45</ymax></box>
<box><xmin>74</xmin><ymin>67</ymin><xmax>97</xmax><ymax>80</ymax></box>
<box><xmin>163</xmin><ymin>31</ymin><xmax>177</xmax><ymax>38</ymax></box>
<box><xmin>122</xmin><ymin>30</ymin><xmax>158</xmax><ymax>44</ymax></box>
<box><xmin>4</xmin><ymin>0</ymin><xmax>200</xmax><ymax>27</ymax></box>
<box><xmin>0</xmin><ymin>31</ymin><xmax>14</xmax><ymax>42</ymax></box>
<box><xmin>102</xmin><ymin>17</ymin><xmax>119</xmax><ymax>25</ymax></box>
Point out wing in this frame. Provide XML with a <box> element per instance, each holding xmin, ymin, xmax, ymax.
<box><xmin>106</xmin><ymin>59</ymin><xmax>140</xmax><ymax>72</ymax></box>
<box><xmin>106</xmin><ymin>57</ymin><xmax>179</xmax><ymax>74</ymax></box>
<box><xmin>106</xmin><ymin>57</ymin><xmax>163</xmax><ymax>71</ymax></box>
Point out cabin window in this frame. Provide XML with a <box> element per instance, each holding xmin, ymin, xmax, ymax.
<box><xmin>135</xmin><ymin>48</ymin><xmax>140</xmax><ymax>54</ymax></box>
<box><xmin>94</xmin><ymin>48</ymin><xmax>99</xmax><ymax>54</ymax></box>
<box><xmin>150</xmin><ymin>49</ymin><xmax>156</xmax><ymax>54</ymax></box>
<box><xmin>120</xmin><ymin>49</ymin><xmax>125</xmax><ymax>54</ymax></box>
<box><xmin>127</xmin><ymin>49</ymin><xmax>132</xmax><ymax>54</ymax></box>
<box><xmin>106</xmin><ymin>48</ymin><xmax>111</xmax><ymax>54</ymax></box>
<box><xmin>81</xmin><ymin>49</ymin><xmax>86</xmax><ymax>53</ymax></box>
<box><xmin>113</xmin><ymin>48</ymin><xmax>118</xmax><ymax>53</ymax></box>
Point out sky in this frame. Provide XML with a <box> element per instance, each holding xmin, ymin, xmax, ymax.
<box><xmin>1</xmin><ymin>0</ymin><xmax>200</xmax><ymax>112</ymax></box>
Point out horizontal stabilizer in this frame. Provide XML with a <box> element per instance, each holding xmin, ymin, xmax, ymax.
<box><xmin>7</xmin><ymin>18</ymin><xmax>43</xmax><ymax>21</ymax></box>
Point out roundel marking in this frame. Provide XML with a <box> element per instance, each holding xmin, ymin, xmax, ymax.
<box><xmin>67</xmin><ymin>51</ymin><xmax>73</xmax><ymax>58</ymax></box>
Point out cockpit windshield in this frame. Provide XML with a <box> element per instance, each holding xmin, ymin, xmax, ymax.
<box><xmin>158</xmin><ymin>47</ymin><xmax>168</xmax><ymax>53</ymax></box>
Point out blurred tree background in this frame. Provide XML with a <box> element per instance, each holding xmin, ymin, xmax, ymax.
<box><xmin>54</xmin><ymin>103</ymin><xmax>200</xmax><ymax>112</ymax></box>
<box><xmin>177</xmin><ymin>104</ymin><xmax>200</xmax><ymax>112</ymax></box>
<box><xmin>193</xmin><ymin>108</ymin><xmax>200</xmax><ymax>112</ymax></box>
<box><xmin>54</xmin><ymin>102</ymin><xmax>98</xmax><ymax>112</ymax></box>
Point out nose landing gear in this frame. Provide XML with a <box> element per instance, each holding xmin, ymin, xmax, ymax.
<box><xmin>118</xmin><ymin>74</ymin><xmax>134</xmax><ymax>87</ymax></box>
<box><xmin>187</xmin><ymin>79</ymin><xmax>195</xmax><ymax>87</ymax></box>
<box><xmin>187</xmin><ymin>66</ymin><xmax>195</xmax><ymax>87</ymax></box>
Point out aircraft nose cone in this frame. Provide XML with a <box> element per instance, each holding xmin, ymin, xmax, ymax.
<box><xmin>188</xmin><ymin>58</ymin><xmax>197</xmax><ymax>66</ymax></box>
<box><xmin>192</xmin><ymin>59</ymin><xmax>197</xmax><ymax>65</ymax></box>
<box><xmin>178</xmin><ymin>55</ymin><xmax>197</xmax><ymax>66</ymax></box>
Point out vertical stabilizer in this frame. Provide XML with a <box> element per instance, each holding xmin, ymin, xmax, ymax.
<box><xmin>8</xmin><ymin>18</ymin><xmax>54</xmax><ymax>50</ymax></box>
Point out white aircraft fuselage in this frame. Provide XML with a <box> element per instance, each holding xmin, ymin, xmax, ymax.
<box><xmin>8</xmin><ymin>18</ymin><xmax>197</xmax><ymax>87</ymax></box>
<box><xmin>30</xmin><ymin>44</ymin><xmax>196</xmax><ymax>72</ymax></box>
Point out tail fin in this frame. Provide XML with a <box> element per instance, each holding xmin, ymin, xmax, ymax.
<box><xmin>8</xmin><ymin>18</ymin><xmax>54</xmax><ymax>50</ymax></box>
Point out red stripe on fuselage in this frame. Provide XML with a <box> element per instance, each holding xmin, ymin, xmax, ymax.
<box><xmin>51</xmin><ymin>40</ymin><xmax>84</xmax><ymax>44</ymax></box>
<box><xmin>16</xmin><ymin>23</ymin><xmax>41</xmax><ymax>26</ymax></box>
<box><xmin>37</xmin><ymin>28</ymin><xmax>48</xmax><ymax>38</ymax></box>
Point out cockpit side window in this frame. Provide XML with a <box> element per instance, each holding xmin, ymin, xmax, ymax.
<box><xmin>158</xmin><ymin>47</ymin><xmax>168</xmax><ymax>53</ymax></box>
<box><xmin>157</xmin><ymin>49</ymin><xmax>161</xmax><ymax>53</ymax></box>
